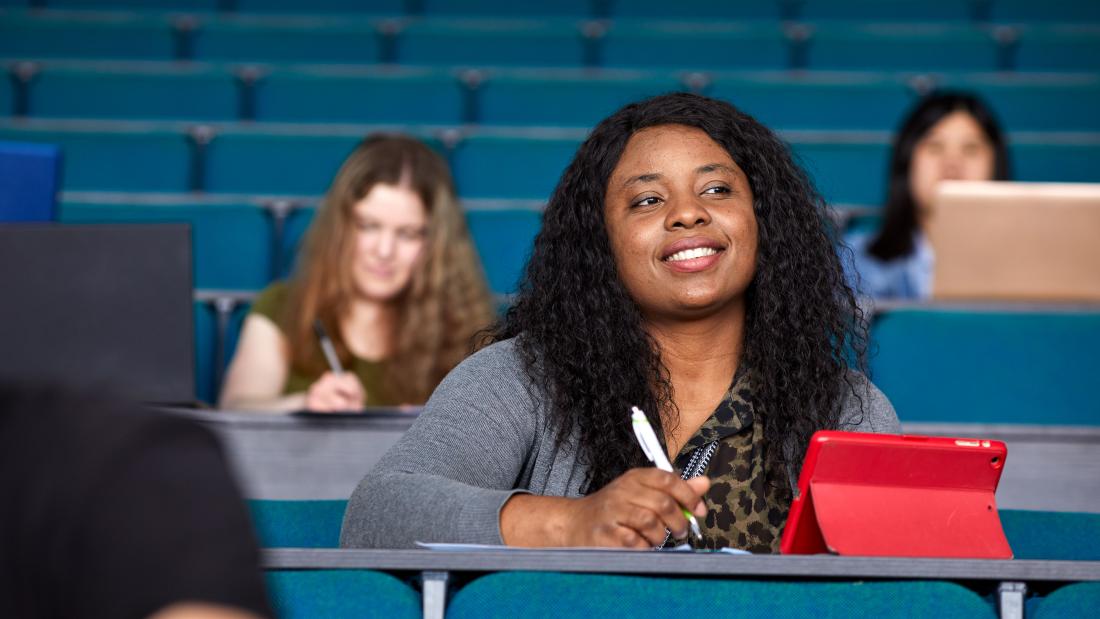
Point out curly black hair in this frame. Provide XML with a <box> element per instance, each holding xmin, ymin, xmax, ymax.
<box><xmin>485</xmin><ymin>92</ymin><xmax>867</xmax><ymax>492</ymax></box>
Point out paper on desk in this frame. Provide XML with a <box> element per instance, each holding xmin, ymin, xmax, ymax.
<box><xmin>416</xmin><ymin>542</ymin><xmax>748</xmax><ymax>555</ymax></box>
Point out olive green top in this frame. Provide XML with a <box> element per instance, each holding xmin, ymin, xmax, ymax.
<box><xmin>250</xmin><ymin>282</ymin><xmax>395</xmax><ymax>406</ymax></box>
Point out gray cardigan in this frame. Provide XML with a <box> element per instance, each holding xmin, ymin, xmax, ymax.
<box><xmin>340</xmin><ymin>338</ymin><xmax>900</xmax><ymax>549</ymax></box>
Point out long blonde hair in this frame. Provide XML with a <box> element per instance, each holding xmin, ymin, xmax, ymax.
<box><xmin>282</xmin><ymin>134</ymin><xmax>494</xmax><ymax>403</ymax></box>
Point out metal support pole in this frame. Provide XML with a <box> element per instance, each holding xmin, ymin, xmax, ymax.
<box><xmin>998</xmin><ymin>581</ymin><xmax>1027</xmax><ymax>619</ymax></box>
<box><xmin>211</xmin><ymin>295</ymin><xmax>239</xmax><ymax>397</ymax></box>
<box><xmin>420</xmin><ymin>570</ymin><xmax>450</xmax><ymax>619</ymax></box>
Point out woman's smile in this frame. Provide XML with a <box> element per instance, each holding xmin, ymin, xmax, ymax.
<box><xmin>660</xmin><ymin>236</ymin><xmax>728</xmax><ymax>273</ymax></box>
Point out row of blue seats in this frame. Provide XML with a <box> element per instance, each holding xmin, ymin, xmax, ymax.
<box><xmin>193</xmin><ymin>298</ymin><xmax>1100</xmax><ymax>424</ymax></box>
<box><xmin>3</xmin><ymin>12</ymin><xmax>1099</xmax><ymax>72</ymax></box>
<box><xmin>6</xmin><ymin>0</ymin><xmax>1100</xmax><ymax>23</ymax></box>
<box><xmin>68</xmin><ymin>199</ymin><xmax>543</xmax><ymax>293</ymax></box>
<box><xmin>8</xmin><ymin>124</ymin><xmax>1097</xmax><ymax>204</ymax></box>
<box><xmin>6</xmin><ymin>62</ymin><xmax>1100</xmax><ymax>132</ymax></box>
<box><xmin>262</xmin><ymin>570</ymin><xmax>1098</xmax><ymax>619</ymax></box>
<box><xmin>254</xmin><ymin>500</ymin><xmax>1099</xmax><ymax>616</ymax></box>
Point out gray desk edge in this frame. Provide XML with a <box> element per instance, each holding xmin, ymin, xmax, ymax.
<box><xmin>262</xmin><ymin>549</ymin><xmax>1100</xmax><ymax>582</ymax></box>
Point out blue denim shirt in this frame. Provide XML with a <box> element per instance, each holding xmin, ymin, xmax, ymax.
<box><xmin>842</xmin><ymin>231</ymin><xmax>934</xmax><ymax>300</ymax></box>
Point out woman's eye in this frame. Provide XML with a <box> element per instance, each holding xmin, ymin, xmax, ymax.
<box><xmin>398</xmin><ymin>228</ymin><xmax>426</xmax><ymax>240</ymax></box>
<box><xmin>703</xmin><ymin>185</ymin><xmax>731</xmax><ymax>195</ymax></box>
<box><xmin>631</xmin><ymin>196</ymin><xmax>662</xmax><ymax>208</ymax></box>
<box><xmin>355</xmin><ymin>220</ymin><xmax>380</xmax><ymax>231</ymax></box>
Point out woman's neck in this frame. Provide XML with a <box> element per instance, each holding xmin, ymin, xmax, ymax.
<box><xmin>646</xmin><ymin>305</ymin><xmax>745</xmax><ymax>456</ymax></box>
<box><xmin>340</xmin><ymin>298</ymin><xmax>397</xmax><ymax>361</ymax></box>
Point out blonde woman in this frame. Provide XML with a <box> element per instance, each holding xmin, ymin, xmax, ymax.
<box><xmin>219</xmin><ymin>135</ymin><xmax>494</xmax><ymax>412</ymax></box>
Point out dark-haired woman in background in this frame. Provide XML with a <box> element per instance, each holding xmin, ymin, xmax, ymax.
<box><xmin>341</xmin><ymin>93</ymin><xmax>899</xmax><ymax>553</ymax></box>
<box><xmin>844</xmin><ymin>91</ymin><xmax>1011</xmax><ymax>300</ymax></box>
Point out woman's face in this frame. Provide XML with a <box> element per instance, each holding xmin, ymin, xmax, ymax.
<box><xmin>604</xmin><ymin>124</ymin><xmax>758</xmax><ymax>322</ymax></box>
<box><xmin>909</xmin><ymin>110</ymin><xmax>996</xmax><ymax>214</ymax></box>
<box><xmin>349</xmin><ymin>183</ymin><xmax>428</xmax><ymax>303</ymax></box>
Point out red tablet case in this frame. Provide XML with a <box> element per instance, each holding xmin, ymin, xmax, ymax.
<box><xmin>780</xmin><ymin>431</ymin><xmax>1013</xmax><ymax>559</ymax></box>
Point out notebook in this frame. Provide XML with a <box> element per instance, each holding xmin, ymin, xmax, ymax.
<box><xmin>0</xmin><ymin>224</ymin><xmax>195</xmax><ymax>405</ymax></box>
<box><xmin>780</xmin><ymin>430</ymin><xmax>1012</xmax><ymax>559</ymax></box>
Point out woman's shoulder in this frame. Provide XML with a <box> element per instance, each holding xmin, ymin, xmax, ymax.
<box><xmin>836</xmin><ymin>371</ymin><xmax>901</xmax><ymax>434</ymax></box>
<box><xmin>438</xmin><ymin>338</ymin><xmax>527</xmax><ymax>391</ymax></box>
<box><xmin>249</xmin><ymin>281</ymin><xmax>291</xmax><ymax>324</ymax></box>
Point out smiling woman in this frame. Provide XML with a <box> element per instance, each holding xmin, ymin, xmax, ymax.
<box><xmin>218</xmin><ymin>135</ymin><xmax>494</xmax><ymax>412</ymax></box>
<box><xmin>341</xmin><ymin>94</ymin><xmax>900</xmax><ymax>553</ymax></box>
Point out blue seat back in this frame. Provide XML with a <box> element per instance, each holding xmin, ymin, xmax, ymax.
<box><xmin>870</xmin><ymin>309</ymin><xmax>1100</xmax><ymax>425</ymax></box>
<box><xmin>0</xmin><ymin>126</ymin><xmax>192</xmax><ymax>192</ymax></box>
<box><xmin>193</xmin><ymin>19</ymin><xmax>382</xmax><ymax>64</ymax></box>
<box><xmin>30</xmin><ymin>65</ymin><xmax>238</xmax><ymax>121</ymax></box>
<box><xmin>0</xmin><ymin>141</ymin><xmax>61</xmax><ymax>222</ymax></box>
<box><xmin>602</xmin><ymin>22</ymin><xmax>789</xmax><ymax>71</ymax></box>
<box><xmin>254</xmin><ymin>68</ymin><xmax>464</xmax><ymax>124</ymax></box>
<box><xmin>447</xmin><ymin>572</ymin><xmax>997</xmax><ymax>619</ymax></box>
<box><xmin>267</xmin><ymin>570</ymin><xmax>420</xmax><ymax>619</ymax></box>
<box><xmin>1000</xmin><ymin>510</ymin><xmax>1100</xmax><ymax>561</ymax></box>
<box><xmin>1034</xmin><ymin>582</ymin><xmax>1100</xmax><ymax>619</ymax></box>
<box><xmin>249</xmin><ymin>499</ymin><xmax>348</xmax><ymax>548</ymax></box>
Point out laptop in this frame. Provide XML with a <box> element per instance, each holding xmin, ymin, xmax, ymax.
<box><xmin>0</xmin><ymin>224</ymin><xmax>195</xmax><ymax>405</ymax></box>
<box><xmin>928</xmin><ymin>181</ymin><xmax>1100</xmax><ymax>301</ymax></box>
<box><xmin>780</xmin><ymin>431</ymin><xmax>1012</xmax><ymax>559</ymax></box>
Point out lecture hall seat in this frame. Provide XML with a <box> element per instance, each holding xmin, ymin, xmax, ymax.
<box><xmin>446</xmin><ymin>572</ymin><xmax>998</xmax><ymax>619</ymax></box>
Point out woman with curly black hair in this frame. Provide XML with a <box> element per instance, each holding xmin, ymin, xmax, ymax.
<box><xmin>342</xmin><ymin>93</ymin><xmax>899</xmax><ymax>553</ymax></box>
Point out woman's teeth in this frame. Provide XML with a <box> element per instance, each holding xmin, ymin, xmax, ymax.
<box><xmin>665</xmin><ymin>247</ymin><xmax>718</xmax><ymax>262</ymax></box>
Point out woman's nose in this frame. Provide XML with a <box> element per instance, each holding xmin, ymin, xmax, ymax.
<box><xmin>664</xmin><ymin>196</ymin><xmax>711</xmax><ymax>230</ymax></box>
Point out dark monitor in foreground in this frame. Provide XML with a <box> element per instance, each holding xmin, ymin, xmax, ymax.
<box><xmin>0</xmin><ymin>224</ymin><xmax>195</xmax><ymax>405</ymax></box>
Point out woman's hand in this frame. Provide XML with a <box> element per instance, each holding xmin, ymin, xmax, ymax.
<box><xmin>501</xmin><ymin>469</ymin><xmax>710</xmax><ymax>548</ymax></box>
<box><xmin>305</xmin><ymin>372</ymin><xmax>366</xmax><ymax>411</ymax></box>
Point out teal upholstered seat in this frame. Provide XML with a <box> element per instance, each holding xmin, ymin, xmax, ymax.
<box><xmin>267</xmin><ymin>570</ymin><xmax>420</xmax><ymax>619</ymax></box>
<box><xmin>193</xmin><ymin>17</ymin><xmax>383</xmax><ymax>64</ymax></box>
<box><xmin>203</xmin><ymin>132</ymin><xmax>361</xmax><ymax>195</ymax></box>
<box><xmin>0</xmin><ymin>125</ymin><xmax>192</xmax><ymax>192</ymax></box>
<box><xmin>0</xmin><ymin>11</ymin><xmax>176</xmax><ymax>61</ymax></box>
<box><xmin>397</xmin><ymin>19</ymin><xmax>586</xmax><ymax>68</ymax></box>
<box><xmin>450</xmin><ymin>134</ymin><xmax>582</xmax><ymax>200</ymax></box>
<box><xmin>937</xmin><ymin>74</ymin><xmax>1100</xmax><ymax>132</ymax></box>
<box><xmin>249</xmin><ymin>499</ymin><xmax>348</xmax><ymax>548</ymax></box>
<box><xmin>476</xmin><ymin>71</ymin><xmax>683</xmax><ymax>127</ymax></box>
<box><xmin>1014</xmin><ymin>141</ymin><xmax>1100</xmax><ymax>185</ymax></box>
<box><xmin>0</xmin><ymin>72</ymin><xmax>12</xmax><ymax>117</ymax></box>
<box><xmin>804</xmin><ymin>23</ymin><xmax>1000</xmax><ymax>72</ymax></box>
<box><xmin>30</xmin><ymin>64</ymin><xmax>238</xmax><ymax>121</ymax></box>
<box><xmin>253</xmin><ymin>67</ymin><xmax>463</xmax><ymax>125</ymax></box>
<box><xmin>1000</xmin><ymin>510</ymin><xmax>1100</xmax><ymax>561</ymax></box>
<box><xmin>465</xmin><ymin>207</ymin><xmax>542</xmax><ymax>295</ymax></box>
<box><xmin>418</xmin><ymin>0</ymin><xmax>591</xmax><ymax>18</ymax></box>
<box><xmin>788</xmin><ymin>139</ymin><xmax>890</xmax><ymax>206</ymax></box>
<box><xmin>447</xmin><ymin>572</ymin><xmax>997</xmax><ymax>619</ymax></box>
<box><xmin>1014</xmin><ymin>26</ymin><xmax>1100</xmax><ymax>73</ymax></box>
<box><xmin>870</xmin><ymin>309</ymin><xmax>1100</xmax><ymax>425</ymax></box>
<box><xmin>602</xmin><ymin>21</ymin><xmax>789</xmax><ymax>71</ymax></box>
<box><xmin>709</xmin><ymin>73</ymin><xmax>913</xmax><ymax>131</ymax></box>
<box><xmin>609</xmin><ymin>0</ymin><xmax>781</xmax><ymax>20</ymax></box>
<box><xmin>797</xmin><ymin>0</ymin><xmax>977</xmax><ymax>21</ymax></box>
<box><xmin>233</xmin><ymin>0</ymin><xmax>402</xmax><ymax>14</ymax></box>
<box><xmin>1034</xmin><ymin>582</ymin><xmax>1100</xmax><ymax>619</ymax></box>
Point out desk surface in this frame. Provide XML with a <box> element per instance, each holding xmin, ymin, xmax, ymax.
<box><xmin>263</xmin><ymin>548</ymin><xmax>1100</xmax><ymax>583</ymax></box>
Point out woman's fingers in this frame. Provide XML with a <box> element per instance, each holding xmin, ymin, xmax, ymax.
<box><xmin>569</xmin><ymin>468</ymin><xmax>710</xmax><ymax>548</ymax></box>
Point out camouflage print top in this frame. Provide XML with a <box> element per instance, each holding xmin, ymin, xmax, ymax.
<box><xmin>668</xmin><ymin>368</ymin><xmax>792</xmax><ymax>553</ymax></box>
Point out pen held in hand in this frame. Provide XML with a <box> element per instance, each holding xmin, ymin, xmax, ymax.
<box><xmin>312</xmin><ymin>319</ymin><xmax>344</xmax><ymax>375</ymax></box>
<box><xmin>630</xmin><ymin>406</ymin><xmax>704</xmax><ymax>544</ymax></box>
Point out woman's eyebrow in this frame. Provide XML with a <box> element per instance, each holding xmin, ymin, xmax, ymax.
<box><xmin>696</xmin><ymin>163</ymin><xmax>737</xmax><ymax>175</ymax></box>
<box><xmin>621</xmin><ymin>172</ymin><xmax>663</xmax><ymax>189</ymax></box>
